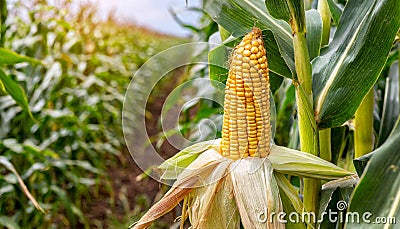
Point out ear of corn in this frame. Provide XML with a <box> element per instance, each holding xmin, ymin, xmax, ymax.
<box><xmin>221</xmin><ymin>28</ymin><xmax>271</xmax><ymax>160</ymax></box>
<box><xmin>132</xmin><ymin>28</ymin><xmax>355</xmax><ymax>229</ymax></box>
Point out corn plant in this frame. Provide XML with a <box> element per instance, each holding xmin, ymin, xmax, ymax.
<box><xmin>132</xmin><ymin>0</ymin><xmax>400</xmax><ymax>228</ymax></box>
<box><xmin>0</xmin><ymin>0</ymin><xmax>185</xmax><ymax>227</ymax></box>
<box><xmin>132</xmin><ymin>28</ymin><xmax>353</xmax><ymax>229</ymax></box>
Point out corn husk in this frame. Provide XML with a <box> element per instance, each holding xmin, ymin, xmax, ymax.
<box><xmin>159</xmin><ymin>139</ymin><xmax>221</xmax><ymax>181</ymax></box>
<box><xmin>202</xmin><ymin>174</ymin><xmax>240</xmax><ymax>228</ymax></box>
<box><xmin>186</xmin><ymin>161</ymin><xmax>240</xmax><ymax>228</ymax></box>
<box><xmin>231</xmin><ymin>158</ymin><xmax>284</xmax><ymax>229</ymax></box>
<box><xmin>133</xmin><ymin>139</ymin><xmax>355</xmax><ymax>228</ymax></box>
<box><xmin>184</xmin><ymin>151</ymin><xmax>286</xmax><ymax>228</ymax></box>
<box><xmin>269</xmin><ymin>145</ymin><xmax>353</xmax><ymax>179</ymax></box>
<box><xmin>132</xmin><ymin>149</ymin><xmax>223</xmax><ymax>229</ymax></box>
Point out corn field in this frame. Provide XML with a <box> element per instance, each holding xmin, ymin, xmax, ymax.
<box><xmin>0</xmin><ymin>0</ymin><xmax>185</xmax><ymax>228</ymax></box>
<box><xmin>0</xmin><ymin>0</ymin><xmax>399</xmax><ymax>229</ymax></box>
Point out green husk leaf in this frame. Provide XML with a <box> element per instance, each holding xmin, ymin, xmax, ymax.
<box><xmin>269</xmin><ymin>145</ymin><xmax>353</xmax><ymax>180</ymax></box>
<box><xmin>159</xmin><ymin>139</ymin><xmax>220</xmax><ymax>180</ymax></box>
<box><xmin>275</xmin><ymin>173</ymin><xmax>303</xmax><ymax>215</ymax></box>
<box><xmin>275</xmin><ymin>173</ymin><xmax>306</xmax><ymax>229</ymax></box>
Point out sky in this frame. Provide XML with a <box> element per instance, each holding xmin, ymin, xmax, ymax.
<box><xmin>82</xmin><ymin>0</ymin><xmax>202</xmax><ymax>37</ymax></box>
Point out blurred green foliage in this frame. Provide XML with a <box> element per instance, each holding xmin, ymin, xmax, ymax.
<box><xmin>0</xmin><ymin>0</ymin><xmax>184</xmax><ymax>228</ymax></box>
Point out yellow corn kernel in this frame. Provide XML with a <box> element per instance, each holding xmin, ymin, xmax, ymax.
<box><xmin>220</xmin><ymin>28</ymin><xmax>271</xmax><ymax>160</ymax></box>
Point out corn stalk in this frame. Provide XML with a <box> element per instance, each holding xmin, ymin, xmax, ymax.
<box><xmin>0</xmin><ymin>0</ymin><xmax>7</xmax><ymax>47</ymax></box>
<box><xmin>354</xmin><ymin>88</ymin><xmax>374</xmax><ymax>158</ymax></box>
<box><xmin>285</xmin><ymin>1</ymin><xmax>320</xmax><ymax>226</ymax></box>
<box><xmin>318</xmin><ymin>0</ymin><xmax>332</xmax><ymax>163</ymax></box>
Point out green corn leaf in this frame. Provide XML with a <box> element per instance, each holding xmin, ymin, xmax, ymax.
<box><xmin>330</xmin><ymin>126</ymin><xmax>348</xmax><ymax>165</ymax></box>
<box><xmin>319</xmin><ymin>176</ymin><xmax>356</xmax><ymax>228</ymax></box>
<box><xmin>326</xmin><ymin>0</ymin><xmax>343</xmax><ymax>26</ymax></box>
<box><xmin>208</xmin><ymin>37</ymin><xmax>237</xmax><ymax>91</ymax></box>
<box><xmin>50</xmin><ymin>185</ymin><xmax>86</xmax><ymax>224</ymax></box>
<box><xmin>218</xmin><ymin>25</ymin><xmax>231</xmax><ymax>42</ymax></box>
<box><xmin>346</xmin><ymin>118</ymin><xmax>400</xmax><ymax>228</ymax></box>
<box><xmin>353</xmin><ymin>152</ymin><xmax>373</xmax><ymax>177</ymax></box>
<box><xmin>285</xmin><ymin>0</ymin><xmax>306</xmax><ymax>33</ymax></box>
<box><xmin>377</xmin><ymin>61</ymin><xmax>399</xmax><ymax>147</ymax></box>
<box><xmin>312</xmin><ymin>0</ymin><xmax>400</xmax><ymax>129</ymax></box>
<box><xmin>0</xmin><ymin>216</ymin><xmax>20</xmax><ymax>229</ymax></box>
<box><xmin>203</xmin><ymin>0</ymin><xmax>295</xmax><ymax>74</ymax></box>
<box><xmin>0</xmin><ymin>47</ymin><xmax>41</xmax><ymax>65</ymax></box>
<box><xmin>264</xmin><ymin>0</ymin><xmax>291</xmax><ymax>22</ymax></box>
<box><xmin>275</xmin><ymin>81</ymin><xmax>296</xmax><ymax>146</ymax></box>
<box><xmin>0</xmin><ymin>69</ymin><xmax>33</xmax><ymax>119</ymax></box>
<box><xmin>305</xmin><ymin>10</ymin><xmax>322</xmax><ymax>60</ymax></box>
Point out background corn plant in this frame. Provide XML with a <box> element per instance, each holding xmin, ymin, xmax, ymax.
<box><xmin>0</xmin><ymin>0</ymin><xmax>186</xmax><ymax>228</ymax></box>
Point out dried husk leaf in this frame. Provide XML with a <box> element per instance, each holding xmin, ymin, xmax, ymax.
<box><xmin>202</xmin><ymin>174</ymin><xmax>241</xmax><ymax>228</ymax></box>
<box><xmin>0</xmin><ymin>156</ymin><xmax>44</xmax><ymax>212</ymax></box>
<box><xmin>230</xmin><ymin>158</ymin><xmax>285</xmax><ymax>229</ymax></box>
<box><xmin>172</xmin><ymin>148</ymin><xmax>224</xmax><ymax>188</ymax></box>
<box><xmin>134</xmin><ymin>139</ymin><xmax>354</xmax><ymax>228</ymax></box>
<box><xmin>132</xmin><ymin>150</ymin><xmax>223</xmax><ymax>229</ymax></box>
<box><xmin>159</xmin><ymin>139</ymin><xmax>221</xmax><ymax>181</ymax></box>
<box><xmin>269</xmin><ymin>145</ymin><xmax>353</xmax><ymax>179</ymax></box>
<box><xmin>186</xmin><ymin>160</ymin><xmax>240</xmax><ymax>228</ymax></box>
<box><xmin>131</xmin><ymin>181</ymin><xmax>194</xmax><ymax>229</ymax></box>
<box><xmin>321</xmin><ymin>174</ymin><xmax>359</xmax><ymax>190</ymax></box>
